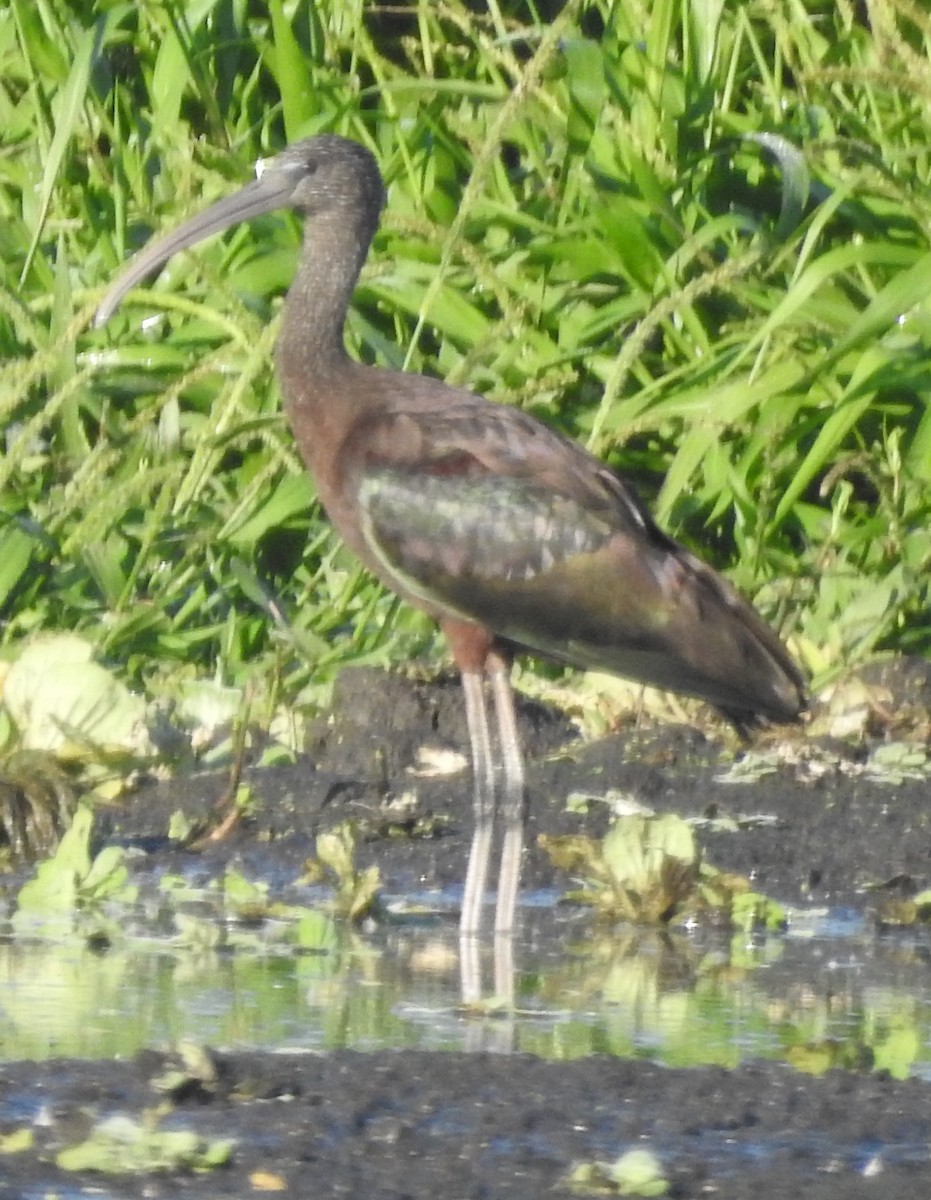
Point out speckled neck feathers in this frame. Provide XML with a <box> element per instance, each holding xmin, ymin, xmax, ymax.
<box><xmin>277</xmin><ymin>143</ymin><xmax>384</xmax><ymax>397</ymax></box>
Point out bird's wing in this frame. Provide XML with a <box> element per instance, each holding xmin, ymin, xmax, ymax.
<box><xmin>346</xmin><ymin>400</ymin><xmax>650</xmax><ymax>594</ymax></box>
<box><xmin>344</xmin><ymin>401</ymin><xmax>804</xmax><ymax>723</ymax></box>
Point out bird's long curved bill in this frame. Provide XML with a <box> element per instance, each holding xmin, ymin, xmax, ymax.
<box><xmin>95</xmin><ymin>163</ymin><xmax>299</xmax><ymax>327</ymax></box>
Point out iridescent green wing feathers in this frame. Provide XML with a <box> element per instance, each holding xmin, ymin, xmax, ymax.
<box><xmin>347</xmin><ymin>403</ymin><xmax>805</xmax><ymax>725</ymax></box>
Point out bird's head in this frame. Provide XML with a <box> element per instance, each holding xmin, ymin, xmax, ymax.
<box><xmin>95</xmin><ymin>135</ymin><xmax>385</xmax><ymax>327</ymax></box>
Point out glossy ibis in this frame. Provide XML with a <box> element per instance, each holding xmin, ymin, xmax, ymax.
<box><xmin>96</xmin><ymin>135</ymin><xmax>806</xmax><ymax>940</ymax></box>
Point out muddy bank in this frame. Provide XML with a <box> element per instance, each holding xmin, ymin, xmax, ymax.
<box><xmin>1</xmin><ymin>1046</ymin><xmax>929</xmax><ymax>1199</ymax></box>
<box><xmin>114</xmin><ymin>663</ymin><xmax>931</xmax><ymax>912</ymax></box>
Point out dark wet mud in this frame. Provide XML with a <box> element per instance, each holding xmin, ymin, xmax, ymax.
<box><xmin>4</xmin><ymin>662</ymin><xmax>931</xmax><ymax>1198</ymax></box>
<box><xmin>3</xmin><ymin>1046</ymin><xmax>930</xmax><ymax>1198</ymax></box>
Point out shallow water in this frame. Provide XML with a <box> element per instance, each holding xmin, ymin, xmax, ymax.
<box><xmin>5</xmin><ymin>899</ymin><xmax>931</xmax><ymax>1080</ymax></box>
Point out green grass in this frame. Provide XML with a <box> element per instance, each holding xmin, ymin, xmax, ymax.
<box><xmin>1</xmin><ymin>0</ymin><xmax>929</xmax><ymax>721</ymax></box>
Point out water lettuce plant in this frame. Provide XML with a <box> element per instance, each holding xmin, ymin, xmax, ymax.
<box><xmin>541</xmin><ymin>812</ymin><xmax>785</xmax><ymax>929</ymax></box>
<box><xmin>13</xmin><ymin>804</ymin><xmax>136</xmax><ymax>937</ymax></box>
<box><xmin>56</xmin><ymin>1115</ymin><xmax>233</xmax><ymax>1174</ymax></box>
<box><xmin>302</xmin><ymin>821</ymin><xmax>382</xmax><ymax>923</ymax></box>
<box><xmin>1</xmin><ymin>635</ymin><xmax>152</xmax><ymax>765</ymax></box>
<box><xmin>568</xmin><ymin>1147</ymin><xmax>669</xmax><ymax>1196</ymax></box>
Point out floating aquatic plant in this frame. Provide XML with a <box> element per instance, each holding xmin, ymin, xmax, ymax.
<box><xmin>302</xmin><ymin>821</ymin><xmax>382</xmax><ymax>923</ymax></box>
<box><xmin>541</xmin><ymin>813</ymin><xmax>785</xmax><ymax>931</ymax></box>
<box><xmin>13</xmin><ymin>804</ymin><xmax>136</xmax><ymax>939</ymax></box>
<box><xmin>567</xmin><ymin>1147</ymin><xmax>669</xmax><ymax>1196</ymax></box>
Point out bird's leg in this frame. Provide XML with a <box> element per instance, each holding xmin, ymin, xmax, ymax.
<box><xmin>489</xmin><ymin>658</ymin><xmax>527</xmax><ymax>937</ymax></box>
<box><xmin>459</xmin><ymin>668</ymin><xmax>497</xmax><ymax>938</ymax></box>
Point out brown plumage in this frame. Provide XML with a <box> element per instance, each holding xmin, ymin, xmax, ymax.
<box><xmin>97</xmin><ymin>135</ymin><xmax>806</xmax><ymax>939</ymax></box>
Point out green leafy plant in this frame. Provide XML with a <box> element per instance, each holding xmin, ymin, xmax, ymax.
<box><xmin>0</xmin><ymin>0</ymin><xmax>928</xmax><ymax>729</ymax></box>
<box><xmin>0</xmin><ymin>634</ymin><xmax>155</xmax><ymax>798</ymax></box>
<box><xmin>13</xmin><ymin>804</ymin><xmax>136</xmax><ymax>935</ymax></box>
<box><xmin>159</xmin><ymin>867</ymin><xmax>342</xmax><ymax>954</ymax></box>
<box><xmin>56</xmin><ymin>1114</ymin><xmax>232</xmax><ymax>1174</ymax></box>
<box><xmin>0</xmin><ymin>633</ymin><xmax>159</xmax><ymax>860</ymax></box>
<box><xmin>543</xmin><ymin>815</ymin><xmax>700</xmax><ymax>923</ymax></box>
<box><xmin>568</xmin><ymin>1148</ymin><xmax>669</xmax><ymax>1196</ymax></box>
<box><xmin>541</xmin><ymin>813</ymin><xmax>785</xmax><ymax>929</ymax></box>
<box><xmin>302</xmin><ymin>821</ymin><xmax>382</xmax><ymax>923</ymax></box>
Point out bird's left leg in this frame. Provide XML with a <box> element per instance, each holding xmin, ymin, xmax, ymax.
<box><xmin>444</xmin><ymin>619</ymin><xmax>500</xmax><ymax>939</ymax></box>
<box><xmin>489</xmin><ymin>653</ymin><xmax>527</xmax><ymax>937</ymax></box>
<box><xmin>459</xmin><ymin>668</ymin><xmax>497</xmax><ymax>938</ymax></box>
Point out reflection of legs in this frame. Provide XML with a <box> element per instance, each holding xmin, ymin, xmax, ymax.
<box><xmin>459</xmin><ymin>926</ymin><xmax>483</xmax><ymax>1007</ymax></box>
<box><xmin>493</xmin><ymin>930</ymin><xmax>515</xmax><ymax>1008</ymax></box>
<box><xmin>459</xmin><ymin>670</ymin><xmax>497</xmax><ymax>938</ymax></box>
<box><xmin>491</xmin><ymin>666</ymin><xmax>526</xmax><ymax>937</ymax></box>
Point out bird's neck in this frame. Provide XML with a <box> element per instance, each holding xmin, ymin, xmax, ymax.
<box><xmin>277</xmin><ymin>209</ymin><xmax>376</xmax><ymax>403</ymax></box>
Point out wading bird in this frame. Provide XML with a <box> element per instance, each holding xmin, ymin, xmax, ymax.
<box><xmin>96</xmin><ymin>135</ymin><xmax>806</xmax><ymax>941</ymax></box>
